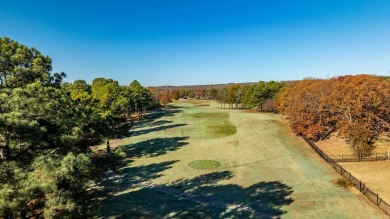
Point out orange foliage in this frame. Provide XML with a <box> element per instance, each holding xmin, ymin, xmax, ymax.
<box><xmin>276</xmin><ymin>75</ymin><xmax>389</xmax><ymax>155</ymax></box>
<box><xmin>159</xmin><ymin>91</ymin><xmax>172</xmax><ymax>106</ymax></box>
<box><xmin>171</xmin><ymin>90</ymin><xmax>180</xmax><ymax>100</ymax></box>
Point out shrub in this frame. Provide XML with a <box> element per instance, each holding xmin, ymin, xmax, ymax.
<box><xmin>335</xmin><ymin>178</ymin><xmax>352</xmax><ymax>188</ymax></box>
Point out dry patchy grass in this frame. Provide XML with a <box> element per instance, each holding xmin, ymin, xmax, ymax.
<box><xmin>315</xmin><ymin>130</ymin><xmax>390</xmax><ymax>206</ymax></box>
<box><xmin>341</xmin><ymin>161</ymin><xmax>390</xmax><ymax>204</ymax></box>
<box><xmin>97</xmin><ymin>100</ymin><xmax>385</xmax><ymax>218</ymax></box>
<box><xmin>317</xmin><ymin>134</ymin><xmax>390</xmax><ymax>155</ymax></box>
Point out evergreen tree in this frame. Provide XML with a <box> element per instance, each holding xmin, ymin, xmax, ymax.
<box><xmin>0</xmin><ymin>37</ymin><xmax>102</xmax><ymax>218</ymax></box>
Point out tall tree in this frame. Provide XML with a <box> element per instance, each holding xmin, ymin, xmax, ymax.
<box><xmin>0</xmin><ymin>38</ymin><xmax>101</xmax><ymax>218</ymax></box>
<box><xmin>171</xmin><ymin>90</ymin><xmax>180</xmax><ymax>100</ymax></box>
<box><xmin>332</xmin><ymin>75</ymin><xmax>389</xmax><ymax>156</ymax></box>
<box><xmin>242</xmin><ymin>81</ymin><xmax>285</xmax><ymax>111</ymax></box>
<box><xmin>208</xmin><ymin>88</ymin><xmax>218</xmax><ymax>100</ymax></box>
<box><xmin>276</xmin><ymin>75</ymin><xmax>389</xmax><ymax>156</ymax></box>
<box><xmin>159</xmin><ymin>90</ymin><xmax>172</xmax><ymax>107</ymax></box>
<box><xmin>65</xmin><ymin>80</ymin><xmax>93</xmax><ymax>108</ymax></box>
<box><xmin>0</xmin><ymin>37</ymin><xmax>65</xmax><ymax>89</ymax></box>
<box><xmin>242</xmin><ymin>85</ymin><xmax>257</xmax><ymax>109</ymax></box>
<box><xmin>0</xmin><ymin>82</ymin><xmax>100</xmax><ymax>218</ymax></box>
<box><xmin>129</xmin><ymin>80</ymin><xmax>152</xmax><ymax>116</ymax></box>
<box><xmin>91</xmin><ymin>78</ymin><xmax>122</xmax><ymax>117</ymax></box>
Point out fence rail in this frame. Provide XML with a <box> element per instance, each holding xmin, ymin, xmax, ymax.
<box><xmin>329</xmin><ymin>153</ymin><xmax>389</xmax><ymax>162</ymax></box>
<box><xmin>303</xmin><ymin>137</ymin><xmax>390</xmax><ymax>216</ymax></box>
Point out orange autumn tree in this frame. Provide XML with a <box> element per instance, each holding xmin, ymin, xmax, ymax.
<box><xmin>331</xmin><ymin>75</ymin><xmax>389</xmax><ymax>156</ymax></box>
<box><xmin>171</xmin><ymin>90</ymin><xmax>180</xmax><ymax>100</ymax></box>
<box><xmin>276</xmin><ymin>79</ymin><xmax>336</xmax><ymax>140</ymax></box>
<box><xmin>276</xmin><ymin>75</ymin><xmax>390</xmax><ymax>157</ymax></box>
<box><xmin>273</xmin><ymin>86</ymin><xmax>293</xmax><ymax>114</ymax></box>
<box><xmin>159</xmin><ymin>90</ymin><xmax>172</xmax><ymax>107</ymax></box>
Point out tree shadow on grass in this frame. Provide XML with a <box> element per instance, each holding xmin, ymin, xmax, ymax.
<box><xmin>99</xmin><ymin>170</ymin><xmax>294</xmax><ymax>218</ymax></box>
<box><xmin>122</xmin><ymin>137</ymin><xmax>189</xmax><ymax>158</ymax></box>
<box><xmin>119</xmin><ymin>160</ymin><xmax>180</xmax><ymax>183</ymax></box>
<box><xmin>167</xmin><ymin>105</ymin><xmax>185</xmax><ymax>109</ymax></box>
<box><xmin>130</xmin><ymin>123</ymin><xmax>186</xmax><ymax>137</ymax></box>
<box><xmin>137</xmin><ymin>109</ymin><xmax>182</xmax><ymax>124</ymax></box>
<box><xmin>150</xmin><ymin>120</ymin><xmax>173</xmax><ymax>126</ymax></box>
<box><xmin>98</xmin><ymin>160</ymin><xmax>179</xmax><ymax>204</ymax></box>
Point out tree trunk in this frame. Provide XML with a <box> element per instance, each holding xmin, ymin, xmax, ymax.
<box><xmin>3</xmin><ymin>208</ymin><xmax>14</xmax><ymax>219</ymax></box>
<box><xmin>106</xmin><ymin>140</ymin><xmax>111</xmax><ymax>153</ymax></box>
<box><xmin>20</xmin><ymin>209</ymin><xmax>27</xmax><ymax>219</ymax></box>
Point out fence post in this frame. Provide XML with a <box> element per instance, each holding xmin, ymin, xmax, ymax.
<box><xmin>342</xmin><ymin>154</ymin><xmax>343</xmax><ymax>162</ymax></box>
<box><xmin>377</xmin><ymin>193</ymin><xmax>379</xmax><ymax>206</ymax></box>
<box><xmin>302</xmin><ymin>137</ymin><xmax>390</xmax><ymax>216</ymax></box>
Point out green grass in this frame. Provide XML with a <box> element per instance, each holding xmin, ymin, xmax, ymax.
<box><xmin>188</xmin><ymin>160</ymin><xmax>221</xmax><ymax>169</ymax></box>
<box><xmin>97</xmin><ymin>100</ymin><xmax>384</xmax><ymax>218</ymax></box>
<box><xmin>187</xmin><ymin>112</ymin><xmax>228</xmax><ymax>119</ymax></box>
<box><xmin>184</xmin><ymin>112</ymin><xmax>237</xmax><ymax>139</ymax></box>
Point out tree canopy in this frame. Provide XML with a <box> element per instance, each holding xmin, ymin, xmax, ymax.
<box><xmin>0</xmin><ymin>37</ymin><xmax>65</xmax><ymax>89</ymax></box>
<box><xmin>0</xmin><ymin>37</ymin><xmax>155</xmax><ymax>218</ymax></box>
<box><xmin>276</xmin><ymin>75</ymin><xmax>390</xmax><ymax>156</ymax></box>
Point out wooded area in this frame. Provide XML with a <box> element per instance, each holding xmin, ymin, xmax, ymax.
<box><xmin>0</xmin><ymin>37</ymin><xmax>157</xmax><ymax>218</ymax></box>
<box><xmin>275</xmin><ymin>75</ymin><xmax>390</xmax><ymax>157</ymax></box>
<box><xmin>154</xmin><ymin>81</ymin><xmax>285</xmax><ymax>111</ymax></box>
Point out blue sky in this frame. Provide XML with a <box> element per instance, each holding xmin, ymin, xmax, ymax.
<box><xmin>1</xmin><ymin>0</ymin><xmax>390</xmax><ymax>86</ymax></box>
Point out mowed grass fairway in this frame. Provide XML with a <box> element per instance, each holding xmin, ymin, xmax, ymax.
<box><xmin>98</xmin><ymin>100</ymin><xmax>384</xmax><ymax>218</ymax></box>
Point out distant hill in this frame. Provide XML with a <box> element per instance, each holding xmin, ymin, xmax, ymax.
<box><xmin>149</xmin><ymin>81</ymin><xmax>295</xmax><ymax>91</ymax></box>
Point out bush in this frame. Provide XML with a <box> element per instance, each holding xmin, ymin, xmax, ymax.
<box><xmin>335</xmin><ymin>178</ymin><xmax>352</xmax><ymax>188</ymax></box>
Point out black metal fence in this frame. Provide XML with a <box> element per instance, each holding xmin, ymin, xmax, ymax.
<box><xmin>303</xmin><ymin>138</ymin><xmax>390</xmax><ymax>216</ymax></box>
<box><xmin>329</xmin><ymin>153</ymin><xmax>389</xmax><ymax>162</ymax></box>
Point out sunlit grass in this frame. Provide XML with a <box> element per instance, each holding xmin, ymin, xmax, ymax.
<box><xmin>188</xmin><ymin>160</ymin><xmax>221</xmax><ymax>169</ymax></box>
<box><xmin>185</xmin><ymin>112</ymin><xmax>237</xmax><ymax>138</ymax></box>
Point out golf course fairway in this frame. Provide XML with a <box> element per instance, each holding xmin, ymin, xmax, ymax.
<box><xmin>98</xmin><ymin>100</ymin><xmax>385</xmax><ymax>218</ymax></box>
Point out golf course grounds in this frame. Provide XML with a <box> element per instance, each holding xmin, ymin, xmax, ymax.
<box><xmin>97</xmin><ymin>100</ymin><xmax>386</xmax><ymax>218</ymax></box>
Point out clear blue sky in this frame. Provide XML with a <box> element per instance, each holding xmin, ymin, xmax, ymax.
<box><xmin>1</xmin><ymin>0</ymin><xmax>390</xmax><ymax>86</ymax></box>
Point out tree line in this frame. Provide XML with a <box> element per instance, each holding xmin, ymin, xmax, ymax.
<box><xmin>155</xmin><ymin>81</ymin><xmax>286</xmax><ymax>111</ymax></box>
<box><xmin>155</xmin><ymin>74</ymin><xmax>389</xmax><ymax>158</ymax></box>
<box><xmin>0</xmin><ymin>37</ymin><xmax>157</xmax><ymax>218</ymax></box>
<box><xmin>2</xmin><ymin>36</ymin><xmax>389</xmax><ymax>217</ymax></box>
<box><xmin>159</xmin><ymin>76</ymin><xmax>389</xmax><ymax>159</ymax></box>
<box><xmin>275</xmin><ymin>75</ymin><xmax>390</xmax><ymax>157</ymax></box>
